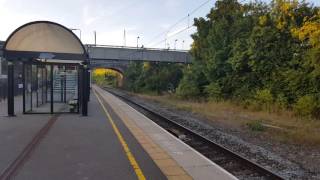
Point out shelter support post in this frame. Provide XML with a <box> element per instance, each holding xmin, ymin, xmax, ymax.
<box><xmin>7</xmin><ymin>61</ymin><xmax>15</xmax><ymax>116</ymax></box>
<box><xmin>64</xmin><ymin>69</ymin><xmax>66</xmax><ymax>103</ymax></box>
<box><xmin>36</xmin><ymin>66</ymin><xmax>39</xmax><ymax>107</ymax></box>
<box><xmin>89</xmin><ymin>70</ymin><xmax>92</xmax><ymax>89</ymax></box>
<box><xmin>50</xmin><ymin>65</ymin><xmax>54</xmax><ymax>114</ymax></box>
<box><xmin>22</xmin><ymin>63</ymin><xmax>25</xmax><ymax>113</ymax></box>
<box><xmin>81</xmin><ymin>65</ymin><xmax>88</xmax><ymax>116</ymax></box>
<box><xmin>87</xmin><ymin>69</ymin><xmax>90</xmax><ymax>101</ymax></box>
<box><xmin>77</xmin><ymin>65</ymin><xmax>81</xmax><ymax>113</ymax></box>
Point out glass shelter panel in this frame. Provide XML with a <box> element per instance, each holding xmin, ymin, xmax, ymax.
<box><xmin>23</xmin><ymin>63</ymin><xmax>79</xmax><ymax>114</ymax></box>
<box><xmin>52</xmin><ymin>65</ymin><xmax>79</xmax><ymax>113</ymax></box>
<box><xmin>24</xmin><ymin>64</ymin><xmax>32</xmax><ymax>112</ymax></box>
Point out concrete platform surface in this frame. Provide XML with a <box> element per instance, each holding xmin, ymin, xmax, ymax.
<box><xmin>0</xmin><ymin>114</ymin><xmax>51</xmax><ymax>173</ymax></box>
<box><xmin>94</xmin><ymin>85</ymin><xmax>238</xmax><ymax>180</ymax></box>
<box><xmin>1</xmin><ymin>85</ymin><xmax>238</xmax><ymax>180</ymax></box>
<box><xmin>1</xmin><ymin>93</ymin><xmax>166</xmax><ymax>180</ymax></box>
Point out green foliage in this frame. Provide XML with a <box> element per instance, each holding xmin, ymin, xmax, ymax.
<box><xmin>254</xmin><ymin>89</ymin><xmax>274</xmax><ymax>111</ymax></box>
<box><xmin>93</xmin><ymin>74</ymin><xmax>107</xmax><ymax>87</ymax></box>
<box><xmin>104</xmin><ymin>74</ymin><xmax>118</xmax><ymax>87</ymax></box>
<box><xmin>175</xmin><ymin>0</ymin><xmax>320</xmax><ymax>118</ymax></box>
<box><xmin>176</xmin><ymin>78</ymin><xmax>200</xmax><ymax>99</ymax></box>
<box><xmin>275</xmin><ymin>94</ymin><xmax>288</xmax><ymax>111</ymax></box>
<box><xmin>93</xmin><ymin>73</ymin><xmax>119</xmax><ymax>88</ymax></box>
<box><xmin>204</xmin><ymin>83</ymin><xmax>222</xmax><ymax>101</ymax></box>
<box><xmin>293</xmin><ymin>95</ymin><xmax>319</xmax><ymax>118</ymax></box>
<box><xmin>175</xmin><ymin>63</ymin><xmax>208</xmax><ymax>99</ymax></box>
<box><xmin>123</xmin><ymin>62</ymin><xmax>143</xmax><ymax>92</ymax></box>
<box><xmin>123</xmin><ymin>62</ymin><xmax>183</xmax><ymax>94</ymax></box>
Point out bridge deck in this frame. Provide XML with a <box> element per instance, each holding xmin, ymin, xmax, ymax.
<box><xmin>88</xmin><ymin>45</ymin><xmax>191</xmax><ymax>63</ymax></box>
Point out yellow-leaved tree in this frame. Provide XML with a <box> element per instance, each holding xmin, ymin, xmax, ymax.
<box><xmin>292</xmin><ymin>11</ymin><xmax>320</xmax><ymax>48</ymax></box>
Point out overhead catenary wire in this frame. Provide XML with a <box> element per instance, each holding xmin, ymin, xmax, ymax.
<box><xmin>150</xmin><ymin>26</ymin><xmax>194</xmax><ymax>48</ymax></box>
<box><xmin>145</xmin><ymin>16</ymin><xmax>189</xmax><ymax>46</ymax></box>
<box><xmin>146</xmin><ymin>0</ymin><xmax>214</xmax><ymax>47</ymax></box>
<box><xmin>148</xmin><ymin>0</ymin><xmax>249</xmax><ymax>48</ymax></box>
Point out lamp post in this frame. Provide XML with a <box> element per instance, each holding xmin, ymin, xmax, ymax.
<box><xmin>94</xmin><ymin>31</ymin><xmax>97</xmax><ymax>46</ymax></box>
<box><xmin>137</xmin><ymin>36</ymin><xmax>140</xmax><ymax>48</ymax></box>
<box><xmin>70</xmin><ymin>28</ymin><xmax>82</xmax><ymax>41</ymax></box>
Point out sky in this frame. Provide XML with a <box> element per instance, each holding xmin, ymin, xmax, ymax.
<box><xmin>0</xmin><ymin>0</ymin><xmax>319</xmax><ymax>50</ymax></box>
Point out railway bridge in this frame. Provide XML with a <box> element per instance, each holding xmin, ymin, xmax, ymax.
<box><xmin>0</xmin><ymin>41</ymin><xmax>191</xmax><ymax>74</ymax></box>
<box><xmin>87</xmin><ymin>44</ymin><xmax>191</xmax><ymax>73</ymax></box>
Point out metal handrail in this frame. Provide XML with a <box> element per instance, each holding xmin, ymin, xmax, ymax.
<box><xmin>85</xmin><ymin>44</ymin><xmax>190</xmax><ymax>52</ymax></box>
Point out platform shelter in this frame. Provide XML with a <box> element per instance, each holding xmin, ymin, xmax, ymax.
<box><xmin>3</xmin><ymin>21</ymin><xmax>90</xmax><ymax>116</ymax></box>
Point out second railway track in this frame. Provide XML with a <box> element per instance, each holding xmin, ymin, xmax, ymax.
<box><xmin>103</xmin><ymin>87</ymin><xmax>285</xmax><ymax>180</ymax></box>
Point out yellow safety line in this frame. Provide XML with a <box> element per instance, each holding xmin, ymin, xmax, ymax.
<box><xmin>94</xmin><ymin>90</ymin><xmax>146</xmax><ymax>180</ymax></box>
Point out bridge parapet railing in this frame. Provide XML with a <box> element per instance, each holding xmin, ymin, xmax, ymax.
<box><xmin>85</xmin><ymin>44</ymin><xmax>189</xmax><ymax>53</ymax></box>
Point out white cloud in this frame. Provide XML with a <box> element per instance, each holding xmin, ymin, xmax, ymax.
<box><xmin>164</xmin><ymin>0</ymin><xmax>183</xmax><ymax>9</ymax></box>
<box><xmin>125</xmin><ymin>27</ymin><xmax>137</xmax><ymax>32</ymax></box>
<box><xmin>0</xmin><ymin>0</ymin><xmax>6</xmax><ymax>6</ymax></box>
<box><xmin>159</xmin><ymin>23</ymin><xmax>171</xmax><ymax>29</ymax></box>
<box><xmin>0</xmin><ymin>1</ymin><xmax>47</xmax><ymax>40</ymax></box>
<box><xmin>82</xmin><ymin>5</ymin><xmax>101</xmax><ymax>25</ymax></box>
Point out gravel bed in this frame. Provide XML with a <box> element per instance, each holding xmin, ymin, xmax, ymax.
<box><xmin>107</xmin><ymin>88</ymin><xmax>320</xmax><ymax>179</ymax></box>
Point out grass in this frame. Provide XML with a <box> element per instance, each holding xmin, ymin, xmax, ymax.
<box><xmin>246</xmin><ymin>120</ymin><xmax>266</xmax><ymax>132</ymax></box>
<box><xmin>134</xmin><ymin>93</ymin><xmax>320</xmax><ymax>147</ymax></box>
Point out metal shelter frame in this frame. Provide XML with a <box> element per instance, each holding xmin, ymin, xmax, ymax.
<box><xmin>3</xmin><ymin>21</ymin><xmax>90</xmax><ymax>116</ymax></box>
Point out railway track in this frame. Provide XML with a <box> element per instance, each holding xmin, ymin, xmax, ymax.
<box><xmin>104</xmin><ymin>87</ymin><xmax>285</xmax><ymax>180</ymax></box>
<box><xmin>0</xmin><ymin>114</ymin><xmax>59</xmax><ymax>180</ymax></box>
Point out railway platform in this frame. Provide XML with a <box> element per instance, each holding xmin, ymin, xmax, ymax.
<box><xmin>0</xmin><ymin>86</ymin><xmax>237</xmax><ymax>180</ymax></box>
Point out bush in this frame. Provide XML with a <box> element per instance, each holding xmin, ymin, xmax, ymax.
<box><xmin>176</xmin><ymin>79</ymin><xmax>200</xmax><ymax>99</ymax></box>
<box><xmin>246</xmin><ymin>120</ymin><xmax>265</xmax><ymax>132</ymax></box>
<box><xmin>204</xmin><ymin>82</ymin><xmax>222</xmax><ymax>101</ymax></box>
<box><xmin>275</xmin><ymin>94</ymin><xmax>288</xmax><ymax>112</ymax></box>
<box><xmin>293</xmin><ymin>95</ymin><xmax>318</xmax><ymax>118</ymax></box>
<box><xmin>253</xmin><ymin>89</ymin><xmax>273</xmax><ymax>111</ymax></box>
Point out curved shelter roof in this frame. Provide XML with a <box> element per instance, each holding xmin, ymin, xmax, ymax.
<box><xmin>3</xmin><ymin>21</ymin><xmax>87</xmax><ymax>62</ymax></box>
